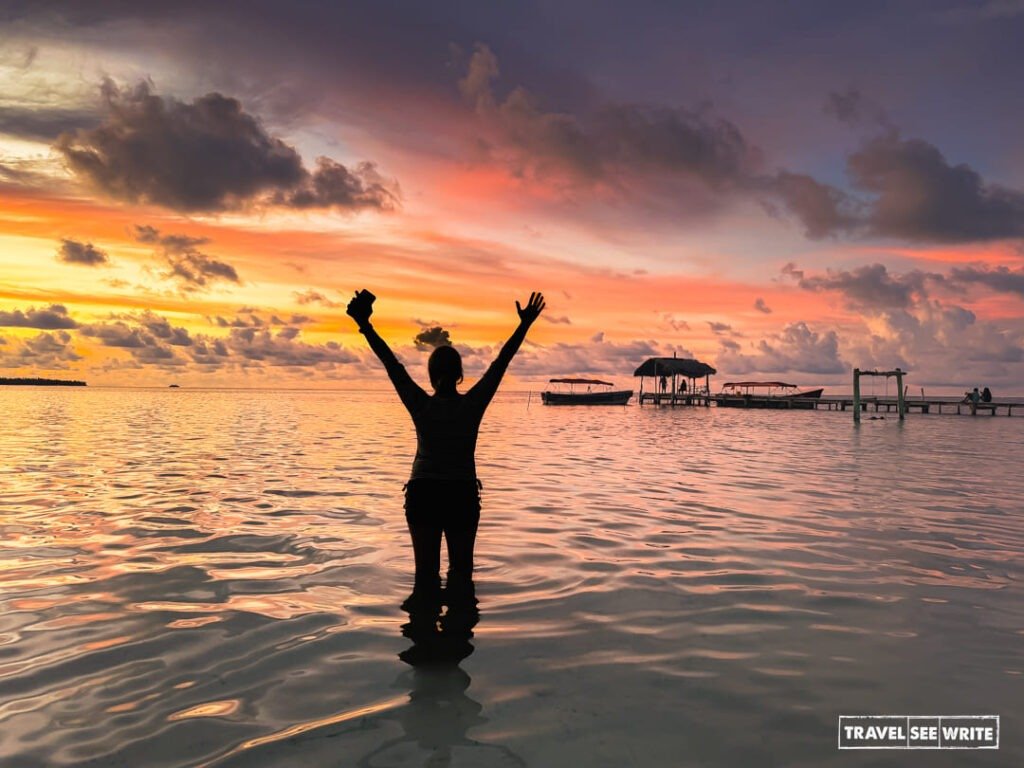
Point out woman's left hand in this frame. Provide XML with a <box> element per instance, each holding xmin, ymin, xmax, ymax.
<box><xmin>516</xmin><ymin>292</ymin><xmax>545</xmax><ymax>326</ymax></box>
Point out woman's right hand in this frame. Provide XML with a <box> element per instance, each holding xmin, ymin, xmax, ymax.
<box><xmin>346</xmin><ymin>290</ymin><xmax>374</xmax><ymax>326</ymax></box>
<box><xmin>516</xmin><ymin>292</ymin><xmax>545</xmax><ymax>326</ymax></box>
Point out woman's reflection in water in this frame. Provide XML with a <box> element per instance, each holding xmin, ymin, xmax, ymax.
<box><xmin>356</xmin><ymin>582</ymin><xmax>526</xmax><ymax>766</ymax></box>
<box><xmin>400</xmin><ymin>578</ymin><xmax>479</xmax><ymax>666</ymax></box>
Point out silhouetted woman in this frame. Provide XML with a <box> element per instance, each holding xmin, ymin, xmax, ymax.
<box><xmin>347</xmin><ymin>290</ymin><xmax>545</xmax><ymax>598</ymax></box>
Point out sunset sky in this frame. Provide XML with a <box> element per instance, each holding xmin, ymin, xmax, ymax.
<box><xmin>2</xmin><ymin>1</ymin><xmax>1023</xmax><ymax>390</ymax></box>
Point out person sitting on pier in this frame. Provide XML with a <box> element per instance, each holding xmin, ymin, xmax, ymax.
<box><xmin>982</xmin><ymin>386</ymin><xmax>992</xmax><ymax>403</ymax></box>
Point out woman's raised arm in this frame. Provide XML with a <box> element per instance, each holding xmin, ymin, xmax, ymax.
<box><xmin>347</xmin><ymin>290</ymin><xmax>426</xmax><ymax>413</ymax></box>
<box><xmin>469</xmin><ymin>292</ymin><xmax>545</xmax><ymax>408</ymax></box>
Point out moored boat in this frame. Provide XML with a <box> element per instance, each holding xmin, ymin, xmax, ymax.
<box><xmin>716</xmin><ymin>381</ymin><xmax>824</xmax><ymax>409</ymax></box>
<box><xmin>541</xmin><ymin>378</ymin><xmax>633</xmax><ymax>405</ymax></box>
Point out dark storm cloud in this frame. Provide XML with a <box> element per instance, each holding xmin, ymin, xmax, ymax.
<box><xmin>811</xmin><ymin>89</ymin><xmax>1024</xmax><ymax>242</ymax></box>
<box><xmin>223</xmin><ymin>326</ymin><xmax>358</xmax><ymax>366</ymax></box>
<box><xmin>595</xmin><ymin>104</ymin><xmax>755</xmax><ymax>184</ymax></box>
<box><xmin>22</xmin><ymin>331</ymin><xmax>78</xmax><ymax>358</ymax></box>
<box><xmin>166</xmin><ymin>253</ymin><xmax>240</xmax><ymax>289</ymax></box>
<box><xmin>133</xmin><ymin>312</ymin><xmax>193</xmax><ymax>346</ymax></box>
<box><xmin>846</xmin><ymin>133</ymin><xmax>1024</xmax><ymax>242</ymax></box>
<box><xmin>56</xmin><ymin>80</ymin><xmax>397</xmax><ymax>213</ymax></box>
<box><xmin>57</xmin><ymin>238</ymin><xmax>108</xmax><ymax>265</ymax></box>
<box><xmin>79</xmin><ymin>318</ymin><xmax>184</xmax><ymax>365</ymax></box>
<box><xmin>77</xmin><ymin>310</ymin><xmax>356</xmax><ymax>369</ymax></box>
<box><xmin>78</xmin><ymin>308</ymin><xmax>353</xmax><ymax>369</ymax></box>
<box><xmin>132</xmin><ymin>224</ymin><xmax>239</xmax><ymax>290</ymax></box>
<box><xmin>460</xmin><ymin>44</ymin><xmax>759</xmax><ymax>187</ymax></box>
<box><xmin>948</xmin><ymin>265</ymin><xmax>1024</xmax><ymax>298</ymax></box>
<box><xmin>209</xmin><ymin>307</ymin><xmax>310</xmax><ymax>329</ymax></box>
<box><xmin>790</xmin><ymin>263</ymin><xmax>935</xmax><ymax>311</ymax></box>
<box><xmin>0</xmin><ymin>330</ymin><xmax>81</xmax><ymax>369</ymax></box>
<box><xmin>789</xmin><ymin>260</ymin><xmax>1024</xmax><ymax>308</ymax></box>
<box><xmin>80</xmin><ymin>320</ymin><xmax>151</xmax><ymax>348</ymax></box>
<box><xmin>461</xmin><ymin>43</ymin><xmax>880</xmax><ymax>238</ymax></box>
<box><xmin>277</xmin><ymin>158</ymin><xmax>398</xmax><ymax>211</ymax></box>
<box><xmin>188</xmin><ymin>337</ymin><xmax>230</xmax><ymax>366</ymax></box>
<box><xmin>133</xmin><ymin>224</ymin><xmax>207</xmax><ymax>251</ymax></box>
<box><xmin>270</xmin><ymin>314</ymin><xmax>312</xmax><ymax>326</ymax></box>
<box><xmin>1</xmin><ymin>0</ymin><xmax>564</xmax><ymax>115</ymax></box>
<box><xmin>0</xmin><ymin>304</ymin><xmax>78</xmax><ymax>329</ymax></box>
<box><xmin>461</xmin><ymin>44</ymin><xmax>1024</xmax><ymax>245</ymax></box>
<box><xmin>414</xmin><ymin>326</ymin><xmax>452</xmax><ymax>349</ymax></box>
<box><xmin>212</xmin><ymin>313</ymin><xmax>263</xmax><ymax>329</ymax></box>
<box><xmin>9</xmin><ymin>4</ymin><xmax>1024</xmax><ymax>247</ymax></box>
<box><xmin>764</xmin><ymin>171</ymin><xmax>858</xmax><ymax>240</ymax></box>
<box><xmin>0</xmin><ymin>106</ymin><xmax>99</xmax><ymax>141</ymax></box>
<box><xmin>81</xmin><ymin>314</ymin><xmax>197</xmax><ymax>366</ymax></box>
<box><xmin>56</xmin><ymin>80</ymin><xmax>303</xmax><ymax>210</ymax></box>
<box><xmin>459</xmin><ymin>44</ymin><xmax>1024</xmax><ymax>248</ymax></box>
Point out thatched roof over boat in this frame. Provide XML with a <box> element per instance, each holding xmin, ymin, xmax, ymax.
<box><xmin>633</xmin><ymin>357</ymin><xmax>717</xmax><ymax>378</ymax></box>
<box><xmin>549</xmin><ymin>378</ymin><xmax>615</xmax><ymax>386</ymax></box>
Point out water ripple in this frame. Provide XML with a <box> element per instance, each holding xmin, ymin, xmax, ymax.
<box><xmin>1</xmin><ymin>388</ymin><xmax>1021</xmax><ymax>766</ymax></box>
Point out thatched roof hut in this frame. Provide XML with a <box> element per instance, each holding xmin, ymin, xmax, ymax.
<box><xmin>633</xmin><ymin>357</ymin><xmax>716</xmax><ymax>379</ymax></box>
<box><xmin>634</xmin><ymin>356</ymin><xmax>717</xmax><ymax>403</ymax></box>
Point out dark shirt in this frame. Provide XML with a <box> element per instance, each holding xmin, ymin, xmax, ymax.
<box><xmin>361</xmin><ymin>323</ymin><xmax>525</xmax><ymax>483</ymax></box>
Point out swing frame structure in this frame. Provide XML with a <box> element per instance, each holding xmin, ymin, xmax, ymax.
<box><xmin>852</xmin><ymin>367</ymin><xmax>906</xmax><ymax>422</ymax></box>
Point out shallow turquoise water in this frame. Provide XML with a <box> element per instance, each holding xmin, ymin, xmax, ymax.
<box><xmin>1</xmin><ymin>387</ymin><xmax>1021</xmax><ymax>766</ymax></box>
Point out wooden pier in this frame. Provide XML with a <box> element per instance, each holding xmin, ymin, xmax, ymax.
<box><xmin>815</xmin><ymin>395</ymin><xmax>1020</xmax><ymax>416</ymax></box>
<box><xmin>632</xmin><ymin>360</ymin><xmax>1021</xmax><ymax>416</ymax></box>
<box><xmin>639</xmin><ymin>392</ymin><xmax>710</xmax><ymax>406</ymax></box>
<box><xmin>638</xmin><ymin>393</ymin><xmax>1022</xmax><ymax>415</ymax></box>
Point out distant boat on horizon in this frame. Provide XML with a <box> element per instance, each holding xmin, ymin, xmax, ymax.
<box><xmin>168</xmin><ymin>384</ymin><xmax>180</xmax><ymax>388</ymax></box>
<box><xmin>541</xmin><ymin>378</ymin><xmax>633</xmax><ymax>406</ymax></box>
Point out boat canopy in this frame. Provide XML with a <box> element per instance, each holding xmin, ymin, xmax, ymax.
<box><xmin>548</xmin><ymin>377</ymin><xmax>615</xmax><ymax>386</ymax></box>
<box><xmin>633</xmin><ymin>357</ymin><xmax>717</xmax><ymax>378</ymax></box>
<box><xmin>723</xmin><ymin>381</ymin><xmax>796</xmax><ymax>388</ymax></box>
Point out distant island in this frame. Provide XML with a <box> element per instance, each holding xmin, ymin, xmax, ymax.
<box><xmin>0</xmin><ymin>377</ymin><xmax>87</xmax><ymax>386</ymax></box>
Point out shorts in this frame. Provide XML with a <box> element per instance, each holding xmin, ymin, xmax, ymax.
<box><xmin>403</xmin><ymin>477</ymin><xmax>482</xmax><ymax>526</ymax></box>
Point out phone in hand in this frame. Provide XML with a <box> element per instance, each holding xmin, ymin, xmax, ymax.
<box><xmin>350</xmin><ymin>289</ymin><xmax>376</xmax><ymax>316</ymax></box>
